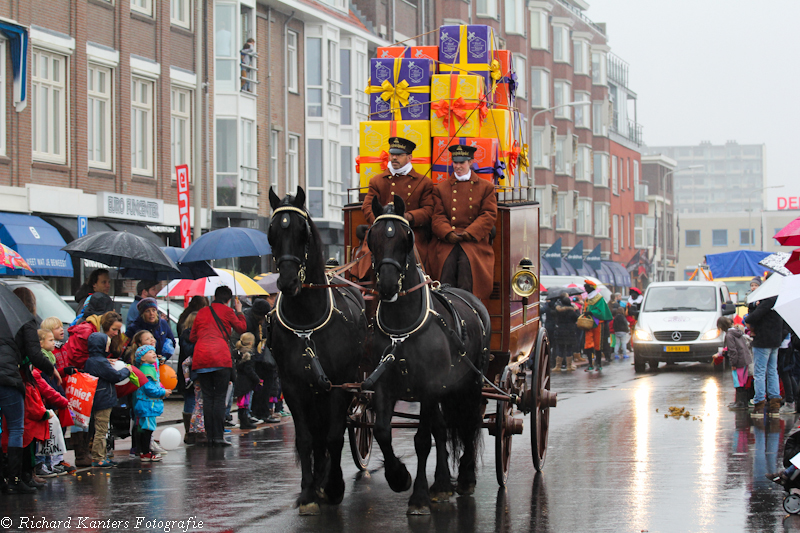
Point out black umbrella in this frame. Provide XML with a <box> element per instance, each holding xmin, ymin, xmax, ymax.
<box><xmin>119</xmin><ymin>246</ymin><xmax>215</xmax><ymax>281</ymax></box>
<box><xmin>545</xmin><ymin>286</ymin><xmax>584</xmax><ymax>300</ymax></box>
<box><xmin>0</xmin><ymin>282</ymin><xmax>36</xmax><ymax>338</ymax></box>
<box><xmin>62</xmin><ymin>231</ymin><xmax>180</xmax><ymax>273</ymax></box>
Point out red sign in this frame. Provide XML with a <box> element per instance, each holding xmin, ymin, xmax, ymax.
<box><xmin>778</xmin><ymin>197</ymin><xmax>800</xmax><ymax>210</ymax></box>
<box><xmin>176</xmin><ymin>165</ymin><xmax>192</xmax><ymax>248</ymax></box>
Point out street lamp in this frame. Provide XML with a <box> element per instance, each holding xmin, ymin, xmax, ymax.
<box><xmin>659</xmin><ymin>165</ymin><xmax>704</xmax><ymax>281</ymax></box>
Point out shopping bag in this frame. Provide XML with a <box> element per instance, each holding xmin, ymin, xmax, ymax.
<box><xmin>38</xmin><ymin>413</ymin><xmax>67</xmax><ymax>456</ymax></box>
<box><xmin>64</xmin><ymin>372</ymin><xmax>99</xmax><ymax>429</ymax></box>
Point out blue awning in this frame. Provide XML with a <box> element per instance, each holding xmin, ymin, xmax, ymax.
<box><xmin>555</xmin><ymin>260</ymin><xmax>577</xmax><ymax>276</ymax></box>
<box><xmin>595</xmin><ymin>263</ymin><xmax>612</xmax><ymax>285</ymax></box>
<box><xmin>0</xmin><ymin>212</ymin><xmax>73</xmax><ymax>277</ymax></box>
<box><xmin>577</xmin><ymin>263</ymin><xmax>597</xmax><ymax>278</ymax></box>
<box><xmin>0</xmin><ymin>20</ymin><xmax>28</xmax><ymax>112</ymax></box>
<box><xmin>607</xmin><ymin>262</ymin><xmax>632</xmax><ymax>288</ymax></box>
<box><xmin>540</xmin><ymin>258</ymin><xmax>555</xmax><ymax>275</ymax></box>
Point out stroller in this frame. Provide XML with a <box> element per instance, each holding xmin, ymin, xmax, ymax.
<box><xmin>773</xmin><ymin>422</ymin><xmax>800</xmax><ymax>514</ymax></box>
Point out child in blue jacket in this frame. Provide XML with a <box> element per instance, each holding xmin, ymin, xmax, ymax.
<box><xmin>134</xmin><ymin>345</ymin><xmax>171</xmax><ymax>462</ymax></box>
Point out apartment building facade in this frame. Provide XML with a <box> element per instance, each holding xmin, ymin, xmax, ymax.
<box><xmin>640</xmin><ymin>154</ymin><xmax>678</xmax><ymax>281</ymax></box>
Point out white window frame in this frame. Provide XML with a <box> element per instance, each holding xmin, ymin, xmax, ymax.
<box><xmin>328</xmin><ymin>140</ymin><xmax>342</xmax><ymax>214</ymax></box>
<box><xmin>131</xmin><ymin>76</ymin><xmax>155</xmax><ymax>177</ymax></box>
<box><xmin>593</xmin><ymin>152</ymin><xmax>609</xmax><ymax>187</ymax></box>
<box><xmin>513</xmin><ymin>55</ymin><xmax>526</xmax><ymax>100</ymax></box>
<box><xmin>553</xmin><ymin>80</ymin><xmax>571</xmax><ymax>120</ymax></box>
<box><xmin>575</xmin><ymin>145</ymin><xmax>591</xmax><ymax>182</ymax></box>
<box><xmin>531</xmin><ymin>126</ymin><xmax>550</xmax><ymax>169</ymax></box>
<box><xmin>288</xmin><ymin>134</ymin><xmax>299</xmax><ymax>193</ymax></box>
<box><xmin>476</xmin><ymin>0</ymin><xmax>498</xmax><ymax>19</ymax></box>
<box><xmin>592</xmin><ymin>100</ymin><xmax>607</xmax><ymax>136</ymax></box>
<box><xmin>613</xmin><ymin>214</ymin><xmax>619</xmax><ymax>253</ymax></box>
<box><xmin>32</xmin><ymin>48</ymin><xmax>68</xmax><ymax>164</ymax></box>
<box><xmin>306</xmin><ymin>36</ymin><xmax>323</xmax><ymax>117</ymax></box>
<box><xmin>634</xmin><ymin>214</ymin><xmax>645</xmax><ymax>248</ymax></box>
<box><xmin>240</xmin><ymin>118</ymin><xmax>258</xmax><ymax>209</ymax></box>
<box><xmin>592</xmin><ymin>50</ymin><xmax>607</xmax><ymax>86</ymax></box>
<box><xmin>555</xmin><ymin>136</ymin><xmax>566</xmax><ymax>175</ymax></box>
<box><xmin>530</xmin><ymin>9</ymin><xmax>548</xmax><ymax>50</ymax></box>
<box><xmin>171</xmin><ymin>0</ymin><xmax>192</xmax><ymax>29</ymax></box>
<box><xmin>552</xmin><ymin>25</ymin><xmax>570</xmax><ymax>64</ymax></box>
<box><xmin>170</xmin><ymin>86</ymin><xmax>192</xmax><ymax>177</ymax></box>
<box><xmin>287</xmin><ymin>30</ymin><xmax>299</xmax><ymax>93</ymax></box>
<box><xmin>88</xmin><ymin>64</ymin><xmax>113</xmax><ymax>170</ymax></box>
<box><xmin>270</xmin><ymin>130</ymin><xmax>279</xmax><ymax>190</ymax></box>
<box><xmin>215</xmin><ymin>117</ymin><xmax>238</xmax><ymax>207</ymax></box>
<box><xmin>573</xmin><ymin>38</ymin><xmax>589</xmax><ymax>75</ymax></box>
<box><xmin>131</xmin><ymin>0</ymin><xmax>153</xmax><ymax>17</ymax></box>
<box><xmin>594</xmin><ymin>202</ymin><xmax>609</xmax><ymax>238</ymax></box>
<box><xmin>576</xmin><ymin>198</ymin><xmax>592</xmax><ymax>235</ymax></box>
<box><xmin>505</xmin><ymin>0</ymin><xmax>525</xmax><ymax>36</ymax></box>
<box><xmin>534</xmin><ymin>186</ymin><xmax>552</xmax><ymax>229</ymax></box>
<box><xmin>556</xmin><ymin>192</ymin><xmax>567</xmax><ymax>230</ymax></box>
<box><xmin>574</xmin><ymin>91</ymin><xmax>590</xmax><ymax>129</ymax></box>
<box><xmin>214</xmin><ymin>3</ymin><xmax>238</xmax><ymax>93</ymax></box>
<box><xmin>530</xmin><ymin>68</ymin><xmax>549</xmax><ymax>109</ymax></box>
<box><xmin>612</xmin><ymin>155</ymin><xmax>618</xmax><ymax>195</ymax></box>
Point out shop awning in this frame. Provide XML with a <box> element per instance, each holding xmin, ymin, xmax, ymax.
<box><xmin>595</xmin><ymin>263</ymin><xmax>612</xmax><ymax>285</ymax></box>
<box><xmin>0</xmin><ymin>212</ymin><xmax>73</xmax><ymax>277</ymax></box>
<box><xmin>604</xmin><ymin>262</ymin><xmax>632</xmax><ymax>288</ymax></box>
<box><xmin>0</xmin><ymin>19</ymin><xmax>28</xmax><ymax>112</ymax></box>
<box><xmin>41</xmin><ymin>216</ymin><xmax>113</xmax><ymax>242</ymax></box>
<box><xmin>540</xmin><ymin>258</ymin><xmax>555</xmax><ymax>276</ymax></box>
<box><xmin>577</xmin><ymin>263</ymin><xmax>597</xmax><ymax>278</ymax></box>
<box><xmin>555</xmin><ymin>260</ymin><xmax>577</xmax><ymax>276</ymax></box>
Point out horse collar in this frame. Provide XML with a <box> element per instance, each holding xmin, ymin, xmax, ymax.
<box><xmin>274</xmin><ymin>287</ymin><xmax>334</xmax><ymax>336</ymax></box>
<box><xmin>376</xmin><ymin>283</ymin><xmax>435</xmax><ymax>337</ymax></box>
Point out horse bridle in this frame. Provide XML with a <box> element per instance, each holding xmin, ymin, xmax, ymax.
<box><xmin>371</xmin><ymin>214</ymin><xmax>414</xmax><ymax>294</ymax></box>
<box><xmin>272</xmin><ymin>205</ymin><xmax>312</xmax><ymax>284</ymax></box>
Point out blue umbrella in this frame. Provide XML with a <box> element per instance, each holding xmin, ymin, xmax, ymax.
<box><xmin>180</xmin><ymin>227</ymin><xmax>271</xmax><ymax>262</ymax></box>
<box><xmin>119</xmin><ymin>247</ymin><xmax>216</xmax><ymax>280</ymax></box>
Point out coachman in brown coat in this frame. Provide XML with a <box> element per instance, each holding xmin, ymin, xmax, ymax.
<box><xmin>361</xmin><ymin>137</ymin><xmax>434</xmax><ymax>270</ymax></box>
<box><xmin>430</xmin><ymin>145</ymin><xmax>497</xmax><ymax>300</ymax></box>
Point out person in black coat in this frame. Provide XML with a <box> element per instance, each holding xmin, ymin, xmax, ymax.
<box><xmin>746</xmin><ymin>295</ymin><xmax>784</xmax><ymax>416</ymax></box>
<box><xmin>551</xmin><ymin>294</ymin><xmax>580</xmax><ymax>372</ymax></box>
<box><xmin>249</xmin><ymin>297</ymin><xmax>282</xmax><ymax>424</ymax></box>
<box><xmin>233</xmin><ymin>333</ymin><xmax>261</xmax><ymax>429</ymax></box>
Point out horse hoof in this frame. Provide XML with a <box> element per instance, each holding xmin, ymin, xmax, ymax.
<box><xmin>430</xmin><ymin>492</ymin><xmax>452</xmax><ymax>502</ymax></box>
<box><xmin>299</xmin><ymin>503</ymin><xmax>320</xmax><ymax>516</ymax></box>
<box><xmin>407</xmin><ymin>505</ymin><xmax>431</xmax><ymax>516</ymax></box>
<box><xmin>456</xmin><ymin>483</ymin><xmax>475</xmax><ymax>496</ymax></box>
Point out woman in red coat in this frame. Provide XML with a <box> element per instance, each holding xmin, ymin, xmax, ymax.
<box><xmin>190</xmin><ymin>286</ymin><xmax>247</xmax><ymax>447</ymax></box>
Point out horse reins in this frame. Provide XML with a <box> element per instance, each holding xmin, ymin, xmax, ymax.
<box><xmin>272</xmin><ymin>205</ymin><xmax>311</xmax><ymax>284</ymax></box>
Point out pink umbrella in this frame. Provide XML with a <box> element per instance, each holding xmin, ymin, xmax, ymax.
<box><xmin>787</xmin><ymin>248</ymin><xmax>800</xmax><ymax>275</ymax></box>
<box><xmin>775</xmin><ymin>216</ymin><xmax>800</xmax><ymax>247</ymax></box>
<box><xmin>0</xmin><ymin>243</ymin><xmax>33</xmax><ymax>272</ymax></box>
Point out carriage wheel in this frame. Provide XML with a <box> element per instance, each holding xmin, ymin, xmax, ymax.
<box><xmin>530</xmin><ymin>329</ymin><xmax>556</xmax><ymax>472</ymax></box>
<box><xmin>347</xmin><ymin>398</ymin><xmax>374</xmax><ymax>471</ymax></box>
<box><xmin>495</xmin><ymin>369</ymin><xmax>515</xmax><ymax>487</ymax></box>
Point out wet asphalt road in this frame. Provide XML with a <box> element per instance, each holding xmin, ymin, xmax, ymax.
<box><xmin>5</xmin><ymin>360</ymin><xmax>800</xmax><ymax>533</ymax></box>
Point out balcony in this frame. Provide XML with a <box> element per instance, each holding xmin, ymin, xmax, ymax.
<box><xmin>607</xmin><ymin>53</ymin><xmax>629</xmax><ymax>88</ymax></box>
<box><xmin>240</xmin><ymin>50</ymin><xmax>258</xmax><ymax>95</ymax></box>
<box><xmin>634</xmin><ymin>181</ymin><xmax>649</xmax><ymax>202</ymax></box>
<box><xmin>609</xmin><ymin>112</ymin><xmax>644</xmax><ymax>146</ymax></box>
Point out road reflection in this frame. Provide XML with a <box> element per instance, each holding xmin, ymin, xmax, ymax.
<box><xmin>632</xmin><ymin>378</ymin><xmax>651</xmax><ymax>527</ymax></box>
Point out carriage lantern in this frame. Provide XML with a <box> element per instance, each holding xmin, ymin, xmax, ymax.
<box><xmin>511</xmin><ymin>258</ymin><xmax>538</xmax><ymax>298</ymax></box>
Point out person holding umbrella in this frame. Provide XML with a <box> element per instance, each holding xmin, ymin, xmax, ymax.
<box><xmin>127</xmin><ymin>280</ymin><xmax>160</xmax><ymax>329</ymax></box>
<box><xmin>127</xmin><ymin>298</ymin><xmax>176</xmax><ymax>361</ymax></box>
<box><xmin>0</xmin><ymin>286</ymin><xmax>59</xmax><ymax>494</ymax></box>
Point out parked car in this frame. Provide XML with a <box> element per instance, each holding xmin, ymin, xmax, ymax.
<box><xmin>540</xmin><ymin>275</ymin><xmax>612</xmax><ymax>302</ymax></box>
<box><xmin>1</xmin><ymin>278</ymin><xmax>76</xmax><ymax>328</ymax></box>
<box><xmin>631</xmin><ymin>280</ymin><xmax>735</xmax><ymax>372</ymax></box>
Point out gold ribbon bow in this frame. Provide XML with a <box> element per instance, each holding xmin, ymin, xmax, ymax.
<box><xmin>489</xmin><ymin>59</ymin><xmax>502</xmax><ymax>96</ymax></box>
<box><xmin>365</xmin><ymin>58</ymin><xmax>430</xmax><ymax>120</ymax></box>
<box><xmin>519</xmin><ymin>144</ymin><xmax>530</xmax><ymax>174</ymax></box>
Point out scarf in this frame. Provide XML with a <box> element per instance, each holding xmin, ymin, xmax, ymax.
<box><xmin>41</xmin><ymin>348</ymin><xmax>56</xmax><ymax>365</ymax></box>
<box><xmin>454</xmin><ymin>170</ymin><xmax>471</xmax><ymax>182</ymax></box>
<box><xmin>388</xmin><ymin>162</ymin><xmax>413</xmax><ymax>176</ymax></box>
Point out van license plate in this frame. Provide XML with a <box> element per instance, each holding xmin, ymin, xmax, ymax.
<box><xmin>664</xmin><ymin>346</ymin><xmax>690</xmax><ymax>352</ymax></box>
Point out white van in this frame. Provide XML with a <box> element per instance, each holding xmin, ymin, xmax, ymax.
<box><xmin>631</xmin><ymin>281</ymin><xmax>736</xmax><ymax>372</ymax></box>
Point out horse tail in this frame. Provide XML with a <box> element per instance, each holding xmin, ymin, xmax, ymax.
<box><xmin>440</xmin><ymin>377</ymin><xmax>484</xmax><ymax>469</ymax></box>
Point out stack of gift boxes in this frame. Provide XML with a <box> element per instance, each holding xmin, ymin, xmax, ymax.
<box><xmin>357</xmin><ymin>25</ymin><xmax>519</xmax><ymax>191</ymax></box>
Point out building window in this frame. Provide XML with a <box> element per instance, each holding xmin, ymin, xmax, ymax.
<box><xmin>307</xmin><ymin>139</ymin><xmax>324</xmax><ymax>218</ymax></box>
<box><xmin>329</xmin><ymin>141</ymin><xmax>342</xmax><ymax>216</ymax></box>
<box><xmin>576</xmin><ymin>198</ymin><xmax>592</xmax><ymax>235</ymax></box>
<box><xmin>270</xmin><ymin>130</ymin><xmax>279</xmax><ymax>190</ymax></box>
<box><xmin>131</xmin><ymin>0</ymin><xmax>153</xmax><ymax>16</ymax></box>
<box><xmin>573</xmin><ymin>39</ymin><xmax>589</xmax><ymax>75</ymax></box>
<box><xmin>307</xmin><ymin>37</ymin><xmax>323</xmax><ymax>117</ymax></box>
<box><xmin>240</xmin><ymin>38</ymin><xmax>257</xmax><ymax>94</ymax></box>
<box><xmin>740</xmin><ymin>228</ymin><xmax>755</xmax><ymax>246</ymax></box>
<box><xmin>553</xmin><ymin>81</ymin><xmax>571</xmax><ymax>120</ymax></box>
<box><xmin>340</xmin><ymin>48</ymin><xmax>352</xmax><ymax>126</ymax></box>
<box><xmin>556</xmin><ymin>192</ymin><xmax>567</xmax><ymax>230</ymax></box>
<box><xmin>477</xmin><ymin>0</ymin><xmax>497</xmax><ymax>19</ymax></box>
<box><xmin>613</xmin><ymin>215</ymin><xmax>619</xmax><ymax>253</ymax></box>
<box><xmin>594</xmin><ymin>203</ymin><xmax>609</xmax><ymax>238</ymax></box>
<box><xmin>712</xmin><ymin>229</ymin><xmax>728</xmax><ymax>247</ymax></box>
<box><xmin>626</xmin><ymin>158</ymin><xmax>631</xmax><ymax>189</ymax></box>
<box><xmin>634</xmin><ymin>214</ymin><xmax>645</xmax><ymax>248</ymax></box>
<box><xmin>555</xmin><ymin>137</ymin><xmax>565</xmax><ymax>174</ymax></box>
<box><xmin>341</xmin><ymin>145</ymin><xmax>353</xmax><ymax>196</ymax></box>
<box><xmin>88</xmin><ymin>64</ymin><xmax>113</xmax><ymax>170</ymax></box>
<box><xmin>530</xmin><ymin>68</ymin><xmax>549</xmax><ymax>109</ymax></box>
<box><xmin>170</xmin><ymin>86</ymin><xmax>191</xmax><ymax>172</ymax></box>
<box><xmin>623</xmin><ymin>214</ymin><xmax>628</xmax><ymax>248</ymax></box>
<box><xmin>32</xmin><ymin>49</ymin><xmax>67</xmax><ymax>164</ymax></box>
<box><xmin>171</xmin><ymin>0</ymin><xmax>191</xmax><ymax>29</ymax></box>
<box><xmin>530</xmin><ymin>10</ymin><xmax>548</xmax><ymax>50</ymax></box>
<box><xmin>534</xmin><ymin>187</ymin><xmax>551</xmax><ymax>228</ymax></box>
<box><xmin>505</xmin><ymin>0</ymin><xmax>525</xmax><ymax>35</ymax></box>
<box><xmin>288</xmin><ymin>134</ymin><xmax>299</xmax><ymax>193</ymax></box>
<box><xmin>131</xmin><ymin>77</ymin><xmax>155</xmax><ymax>176</ymax></box>
<box><xmin>215</xmin><ymin>118</ymin><xmax>238</xmax><ymax>207</ymax></box>
<box><xmin>592</xmin><ymin>51</ymin><xmax>607</xmax><ymax>85</ymax></box>
<box><xmin>593</xmin><ymin>152</ymin><xmax>609</xmax><ymax>187</ymax></box>
<box><xmin>240</xmin><ymin>119</ymin><xmax>258</xmax><ymax>209</ymax></box>
<box><xmin>574</xmin><ymin>92</ymin><xmax>590</xmax><ymax>128</ymax></box>
<box><xmin>553</xmin><ymin>26</ymin><xmax>570</xmax><ymax>63</ymax></box>
<box><xmin>214</xmin><ymin>3</ymin><xmax>237</xmax><ymax>92</ymax></box>
<box><xmin>592</xmin><ymin>101</ymin><xmax>606</xmax><ymax>136</ymax></box>
<box><xmin>327</xmin><ymin>40</ymin><xmax>340</xmax><ymax>109</ymax></box>
<box><xmin>513</xmin><ymin>55</ymin><xmax>526</xmax><ymax>99</ymax></box>
<box><xmin>576</xmin><ymin>145</ymin><xmax>591</xmax><ymax>182</ymax></box>
<box><xmin>531</xmin><ymin>127</ymin><xmax>549</xmax><ymax>169</ymax></box>
<box><xmin>612</xmin><ymin>156</ymin><xmax>618</xmax><ymax>195</ymax></box>
<box><xmin>287</xmin><ymin>31</ymin><xmax>298</xmax><ymax>93</ymax></box>
<box><xmin>685</xmin><ymin>229</ymin><xmax>700</xmax><ymax>247</ymax></box>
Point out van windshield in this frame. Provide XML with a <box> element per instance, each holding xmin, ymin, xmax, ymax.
<box><xmin>643</xmin><ymin>286</ymin><xmax>718</xmax><ymax>312</ymax></box>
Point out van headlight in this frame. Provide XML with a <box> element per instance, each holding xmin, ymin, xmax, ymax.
<box><xmin>634</xmin><ymin>328</ymin><xmax>653</xmax><ymax>341</ymax></box>
<box><xmin>700</xmin><ymin>328</ymin><xmax>721</xmax><ymax>340</ymax></box>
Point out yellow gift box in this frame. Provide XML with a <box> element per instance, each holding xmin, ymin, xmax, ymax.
<box><xmin>479</xmin><ymin>109</ymin><xmax>514</xmax><ymax>185</ymax></box>
<box><xmin>357</xmin><ymin>120</ymin><xmax>432</xmax><ymax>189</ymax></box>
<box><xmin>430</xmin><ymin>74</ymin><xmax>487</xmax><ymax>138</ymax></box>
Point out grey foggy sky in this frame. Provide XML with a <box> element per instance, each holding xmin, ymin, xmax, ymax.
<box><xmin>586</xmin><ymin>0</ymin><xmax>799</xmax><ymax>210</ymax></box>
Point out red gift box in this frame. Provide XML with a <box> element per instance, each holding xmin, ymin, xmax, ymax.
<box><xmin>491</xmin><ymin>50</ymin><xmax>513</xmax><ymax>109</ymax></box>
<box><xmin>431</xmin><ymin>137</ymin><xmax>500</xmax><ymax>185</ymax></box>
<box><xmin>376</xmin><ymin>45</ymin><xmax>439</xmax><ymax>63</ymax></box>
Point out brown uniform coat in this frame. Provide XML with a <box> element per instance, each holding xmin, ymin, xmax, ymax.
<box><xmin>361</xmin><ymin>169</ymin><xmax>434</xmax><ymax>268</ymax></box>
<box><xmin>431</xmin><ymin>172</ymin><xmax>497</xmax><ymax>299</ymax></box>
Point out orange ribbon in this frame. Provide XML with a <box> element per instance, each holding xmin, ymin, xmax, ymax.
<box><xmin>504</xmin><ymin>142</ymin><xmax>520</xmax><ymax>178</ymax></box>
<box><xmin>355</xmin><ymin>151</ymin><xmax>389</xmax><ymax>173</ymax></box>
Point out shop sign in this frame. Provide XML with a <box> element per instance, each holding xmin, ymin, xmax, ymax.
<box><xmin>98</xmin><ymin>192</ymin><xmax>164</xmax><ymax>223</ymax></box>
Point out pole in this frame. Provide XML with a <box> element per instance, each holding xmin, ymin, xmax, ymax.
<box><xmin>192</xmin><ymin>0</ymin><xmax>204</xmax><ymax>241</ymax></box>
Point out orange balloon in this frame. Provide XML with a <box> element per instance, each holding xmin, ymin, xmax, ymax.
<box><xmin>159</xmin><ymin>364</ymin><xmax>178</xmax><ymax>390</ymax></box>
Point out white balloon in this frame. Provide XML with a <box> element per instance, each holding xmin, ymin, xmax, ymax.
<box><xmin>112</xmin><ymin>360</ymin><xmax>130</xmax><ymax>385</ymax></box>
<box><xmin>159</xmin><ymin>427</ymin><xmax>182</xmax><ymax>450</ymax></box>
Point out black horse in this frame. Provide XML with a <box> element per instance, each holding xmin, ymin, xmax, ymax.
<box><xmin>267</xmin><ymin>187</ymin><xmax>366</xmax><ymax>515</ymax></box>
<box><xmin>366</xmin><ymin>195</ymin><xmax>491</xmax><ymax>515</ymax></box>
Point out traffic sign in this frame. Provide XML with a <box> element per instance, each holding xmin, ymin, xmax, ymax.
<box><xmin>78</xmin><ymin>216</ymin><xmax>88</xmax><ymax>238</ymax></box>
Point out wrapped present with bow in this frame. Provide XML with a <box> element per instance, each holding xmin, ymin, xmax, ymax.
<box><xmin>366</xmin><ymin>58</ymin><xmax>435</xmax><ymax>121</ymax></box>
<box><xmin>478</xmin><ymin>108</ymin><xmax>514</xmax><ymax>183</ymax></box>
<box><xmin>376</xmin><ymin>45</ymin><xmax>439</xmax><ymax>63</ymax></box>
<box><xmin>438</xmin><ymin>25</ymin><xmax>495</xmax><ymax>72</ymax></box>
<box><xmin>430</xmin><ymin>137</ymin><xmax>500</xmax><ymax>185</ymax></box>
<box><xmin>489</xmin><ymin>50</ymin><xmax>516</xmax><ymax>109</ymax></box>
<box><xmin>357</xmin><ymin>120</ymin><xmax>432</xmax><ymax>189</ymax></box>
<box><xmin>430</xmin><ymin>74</ymin><xmax>488</xmax><ymax>138</ymax></box>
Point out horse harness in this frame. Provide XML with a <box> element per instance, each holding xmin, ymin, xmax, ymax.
<box><xmin>272</xmin><ymin>205</ymin><xmax>312</xmax><ymax>284</ymax></box>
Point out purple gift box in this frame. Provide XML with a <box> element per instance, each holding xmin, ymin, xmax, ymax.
<box><xmin>368</xmin><ymin>58</ymin><xmax>434</xmax><ymax>121</ymax></box>
<box><xmin>438</xmin><ymin>25</ymin><xmax>495</xmax><ymax>69</ymax></box>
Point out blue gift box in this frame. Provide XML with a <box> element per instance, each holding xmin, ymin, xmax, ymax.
<box><xmin>367</xmin><ymin>58</ymin><xmax>434</xmax><ymax>121</ymax></box>
<box><xmin>438</xmin><ymin>25</ymin><xmax>495</xmax><ymax>70</ymax></box>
